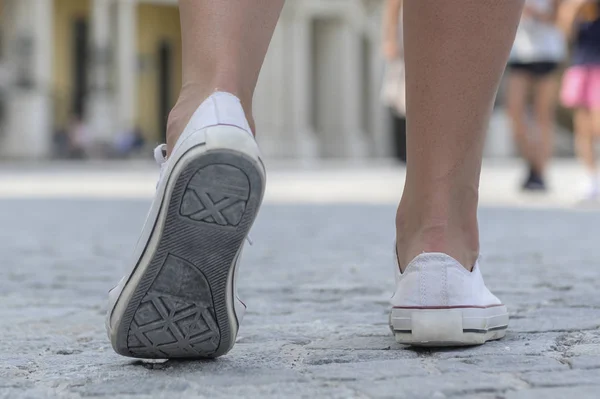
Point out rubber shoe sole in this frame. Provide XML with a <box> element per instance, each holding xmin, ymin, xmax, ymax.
<box><xmin>110</xmin><ymin>132</ymin><xmax>264</xmax><ymax>359</ymax></box>
<box><xmin>390</xmin><ymin>305</ymin><xmax>509</xmax><ymax>346</ymax></box>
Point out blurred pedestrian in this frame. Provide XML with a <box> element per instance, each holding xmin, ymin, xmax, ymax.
<box><xmin>381</xmin><ymin>0</ymin><xmax>407</xmax><ymax>162</ymax></box>
<box><xmin>507</xmin><ymin>0</ymin><xmax>566</xmax><ymax>191</ymax></box>
<box><xmin>113</xmin><ymin>126</ymin><xmax>146</xmax><ymax>158</ymax></box>
<box><xmin>559</xmin><ymin>0</ymin><xmax>600</xmax><ymax>200</ymax></box>
<box><xmin>66</xmin><ymin>115</ymin><xmax>90</xmax><ymax>159</ymax></box>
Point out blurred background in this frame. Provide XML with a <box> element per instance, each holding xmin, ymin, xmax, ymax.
<box><xmin>1</xmin><ymin>0</ymin><xmax>404</xmax><ymax>161</ymax></box>
<box><xmin>0</xmin><ymin>0</ymin><xmax>578</xmax><ymax>161</ymax></box>
<box><xmin>0</xmin><ymin>0</ymin><xmax>597</xmax><ymax>203</ymax></box>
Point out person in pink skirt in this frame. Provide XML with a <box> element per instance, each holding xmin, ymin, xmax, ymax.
<box><xmin>560</xmin><ymin>0</ymin><xmax>600</xmax><ymax>200</ymax></box>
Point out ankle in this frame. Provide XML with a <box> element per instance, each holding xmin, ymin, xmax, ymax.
<box><xmin>395</xmin><ymin>195</ymin><xmax>480</xmax><ymax>272</ymax></box>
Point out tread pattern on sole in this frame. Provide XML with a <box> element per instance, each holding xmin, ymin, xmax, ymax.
<box><xmin>180</xmin><ymin>164</ymin><xmax>250</xmax><ymax>226</ymax></box>
<box><xmin>127</xmin><ymin>254</ymin><xmax>221</xmax><ymax>358</ymax></box>
<box><xmin>116</xmin><ymin>152</ymin><xmax>263</xmax><ymax>360</ymax></box>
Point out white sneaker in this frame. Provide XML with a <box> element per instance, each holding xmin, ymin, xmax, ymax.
<box><xmin>106</xmin><ymin>92</ymin><xmax>265</xmax><ymax>359</ymax></box>
<box><xmin>583</xmin><ymin>180</ymin><xmax>600</xmax><ymax>202</ymax></box>
<box><xmin>389</xmin><ymin>253</ymin><xmax>509</xmax><ymax>346</ymax></box>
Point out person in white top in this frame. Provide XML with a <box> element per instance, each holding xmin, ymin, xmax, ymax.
<box><xmin>382</xmin><ymin>0</ymin><xmax>405</xmax><ymax>115</ymax></box>
<box><xmin>381</xmin><ymin>0</ymin><xmax>407</xmax><ymax>161</ymax></box>
<box><xmin>106</xmin><ymin>0</ymin><xmax>525</xmax><ymax>359</ymax></box>
<box><xmin>507</xmin><ymin>0</ymin><xmax>566</xmax><ymax>191</ymax></box>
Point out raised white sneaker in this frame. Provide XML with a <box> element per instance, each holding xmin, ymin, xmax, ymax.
<box><xmin>389</xmin><ymin>253</ymin><xmax>509</xmax><ymax>346</ymax></box>
<box><xmin>106</xmin><ymin>92</ymin><xmax>265</xmax><ymax>359</ymax></box>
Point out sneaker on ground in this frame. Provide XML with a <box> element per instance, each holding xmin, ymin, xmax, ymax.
<box><xmin>583</xmin><ymin>179</ymin><xmax>600</xmax><ymax>202</ymax></box>
<box><xmin>389</xmin><ymin>253</ymin><xmax>509</xmax><ymax>346</ymax></box>
<box><xmin>106</xmin><ymin>92</ymin><xmax>265</xmax><ymax>359</ymax></box>
<box><xmin>522</xmin><ymin>167</ymin><xmax>547</xmax><ymax>192</ymax></box>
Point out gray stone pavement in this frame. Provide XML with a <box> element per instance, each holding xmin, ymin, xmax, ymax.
<box><xmin>1</xmin><ymin>160</ymin><xmax>600</xmax><ymax>398</ymax></box>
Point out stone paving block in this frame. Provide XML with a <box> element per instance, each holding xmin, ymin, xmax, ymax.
<box><xmin>180</xmin><ymin>381</ymin><xmax>368</xmax><ymax>399</ymax></box>
<box><xmin>436</xmin><ymin>355</ymin><xmax>567</xmax><ymax>373</ymax></box>
<box><xmin>349</xmin><ymin>372</ymin><xmax>526</xmax><ymax>399</ymax></box>
<box><xmin>416</xmin><ymin>332</ymin><xmax>561</xmax><ymax>359</ymax></box>
<box><xmin>305</xmin><ymin>359</ymin><xmax>430</xmax><ymax>381</ymax></box>
<box><xmin>521</xmin><ymin>368</ymin><xmax>600</xmax><ymax>388</ymax></box>
<box><xmin>69</xmin><ymin>378</ymin><xmax>195</xmax><ymax>397</ymax></box>
<box><xmin>509</xmin><ymin>308</ymin><xmax>600</xmax><ymax>333</ymax></box>
<box><xmin>570</xmin><ymin>343</ymin><xmax>600</xmax><ymax>356</ymax></box>
<box><xmin>544</xmin><ymin>292</ymin><xmax>600</xmax><ymax>308</ymax></box>
<box><xmin>70</xmin><ymin>368</ymin><xmax>308</xmax><ymax>397</ymax></box>
<box><xmin>1</xmin><ymin>389</ymin><xmax>78</xmax><ymax>399</ymax></box>
<box><xmin>569</xmin><ymin>355</ymin><xmax>600</xmax><ymax>370</ymax></box>
<box><xmin>306</xmin><ymin>335</ymin><xmax>402</xmax><ymax>351</ymax></box>
<box><xmin>505</xmin><ymin>386</ymin><xmax>600</xmax><ymax>399</ymax></box>
<box><xmin>301</xmin><ymin>348</ymin><xmax>419</xmax><ymax>366</ymax></box>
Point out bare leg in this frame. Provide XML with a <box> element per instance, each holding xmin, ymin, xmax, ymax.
<box><xmin>167</xmin><ymin>0</ymin><xmax>285</xmax><ymax>152</ymax></box>
<box><xmin>533</xmin><ymin>74</ymin><xmax>559</xmax><ymax>174</ymax></box>
<box><xmin>574</xmin><ymin>108</ymin><xmax>596</xmax><ymax>173</ymax></box>
<box><xmin>507</xmin><ymin>71</ymin><xmax>535</xmax><ymax>169</ymax></box>
<box><xmin>396</xmin><ymin>0</ymin><xmax>525</xmax><ymax>270</ymax></box>
<box><xmin>592</xmin><ymin>109</ymin><xmax>600</xmax><ymax>140</ymax></box>
<box><xmin>108</xmin><ymin>0</ymin><xmax>284</xmax><ymax>360</ymax></box>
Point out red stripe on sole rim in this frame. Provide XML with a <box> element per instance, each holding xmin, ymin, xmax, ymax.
<box><xmin>392</xmin><ymin>304</ymin><xmax>505</xmax><ymax>310</ymax></box>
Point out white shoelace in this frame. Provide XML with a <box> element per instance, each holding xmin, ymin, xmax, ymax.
<box><xmin>153</xmin><ymin>144</ymin><xmax>168</xmax><ymax>182</ymax></box>
<box><xmin>152</xmin><ymin>143</ymin><xmax>253</xmax><ymax>245</ymax></box>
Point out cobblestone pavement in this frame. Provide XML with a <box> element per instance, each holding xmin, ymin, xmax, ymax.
<box><xmin>1</xmin><ymin>161</ymin><xmax>599</xmax><ymax>398</ymax></box>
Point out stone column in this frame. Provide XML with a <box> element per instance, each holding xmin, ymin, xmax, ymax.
<box><xmin>289</xmin><ymin>13</ymin><xmax>318</xmax><ymax>160</ymax></box>
<box><xmin>1</xmin><ymin>0</ymin><xmax>53</xmax><ymax>158</ymax></box>
<box><xmin>115</xmin><ymin>0</ymin><xmax>137</xmax><ymax>137</ymax></box>
<box><xmin>254</xmin><ymin>3</ymin><xmax>317</xmax><ymax>160</ymax></box>
<box><xmin>339</xmin><ymin>22</ymin><xmax>368</xmax><ymax>159</ymax></box>
<box><xmin>86</xmin><ymin>0</ymin><xmax>114</xmax><ymax>142</ymax></box>
<box><xmin>253</xmin><ymin>19</ymin><xmax>283</xmax><ymax>158</ymax></box>
<box><xmin>366</xmin><ymin>2</ymin><xmax>393</xmax><ymax>158</ymax></box>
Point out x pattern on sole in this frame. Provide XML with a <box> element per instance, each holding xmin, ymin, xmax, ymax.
<box><xmin>127</xmin><ymin>293</ymin><xmax>220</xmax><ymax>358</ymax></box>
<box><xmin>127</xmin><ymin>254</ymin><xmax>222</xmax><ymax>358</ymax></box>
<box><xmin>180</xmin><ymin>164</ymin><xmax>250</xmax><ymax>226</ymax></box>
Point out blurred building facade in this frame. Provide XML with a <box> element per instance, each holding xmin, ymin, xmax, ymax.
<box><xmin>0</xmin><ymin>0</ymin><xmax>391</xmax><ymax>159</ymax></box>
<box><xmin>256</xmin><ymin>0</ymin><xmax>389</xmax><ymax>159</ymax></box>
<box><xmin>0</xmin><ymin>0</ymin><xmax>182</xmax><ymax>158</ymax></box>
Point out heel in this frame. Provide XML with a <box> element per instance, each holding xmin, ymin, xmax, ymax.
<box><xmin>391</xmin><ymin>306</ymin><xmax>509</xmax><ymax>347</ymax></box>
